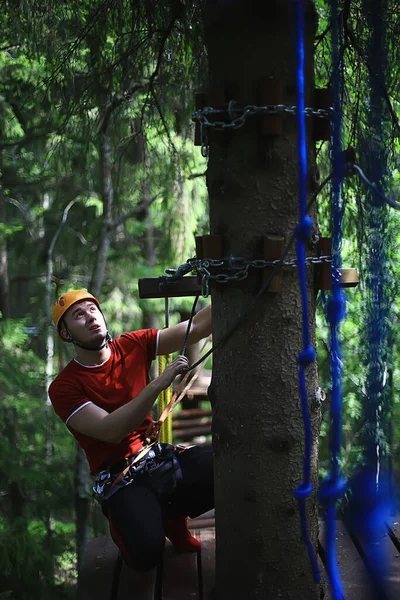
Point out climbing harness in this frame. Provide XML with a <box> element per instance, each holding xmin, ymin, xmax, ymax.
<box><xmin>93</xmin><ymin>443</ymin><xmax>183</xmax><ymax>504</ymax></box>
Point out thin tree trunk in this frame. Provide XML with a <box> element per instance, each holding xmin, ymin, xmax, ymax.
<box><xmin>204</xmin><ymin>2</ymin><xmax>322</xmax><ymax>598</ymax></box>
<box><xmin>0</xmin><ymin>116</ymin><xmax>10</xmax><ymax>319</ymax></box>
<box><xmin>90</xmin><ymin>134</ymin><xmax>114</xmax><ymax>297</ymax></box>
<box><xmin>142</xmin><ymin>149</ymin><xmax>158</xmax><ymax>332</ymax></box>
<box><xmin>75</xmin><ymin>130</ymin><xmax>115</xmax><ymax>574</ymax></box>
<box><xmin>75</xmin><ymin>447</ymin><xmax>91</xmax><ymax>572</ymax></box>
<box><xmin>0</xmin><ymin>110</ymin><xmax>26</xmax><ymax>535</ymax></box>
<box><xmin>144</xmin><ymin>152</ymin><xmax>156</xmax><ymax>273</ymax></box>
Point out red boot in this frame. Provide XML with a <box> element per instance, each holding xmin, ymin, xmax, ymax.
<box><xmin>164</xmin><ymin>516</ymin><xmax>202</xmax><ymax>552</ymax></box>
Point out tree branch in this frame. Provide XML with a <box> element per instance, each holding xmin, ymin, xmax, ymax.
<box><xmin>0</xmin><ymin>129</ymin><xmax>53</xmax><ymax>149</ymax></box>
<box><xmin>97</xmin><ymin>1</ymin><xmax>182</xmax><ymax>136</ymax></box>
<box><xmin>66</xmin><ymin>226</ymin><xmax>90</xmax><ymax>246</ymax></box>
<box><xmin>189</xmin><ymin>171</ymin><xmax>206</xmax><ymax>179</ymax></box>
<box><xmin>110</xmin><ymin>191</ymin><xmax>164</xmax><ymax>230</ymax></box>
<box><xmin>344</xmin><ymin>23</ymin><xmax>400</xmax><ymax>136</ymax></box>
<box><xmin>0</xmin><ymin>44</ymin><xmax>22</xmax><ymax>52</ymax></box>
<box><xmin>150</xmin><ymin>84</ymin><xmax>178</xmax><ymax>155</ymax></box>
<box><xmin>97</xmin><ymin>81</ymin><xmax>147</xmax><ymax>134</ymax></box>
<box><xmin>43</xmin><ymin>0</ymin><xmax>114</xmax><ymax>89</ymax></box>
<box><xmin>5</xmin><ymin>196</ymin><xmax>34</xmax><ymax>223</ymax></box>
<box><xmin>148</xmin><ymin>2</ymin><xmax>183</xmax><ymax>88</ymax></box>
<box><xmin>45</xmin><ymin>199</ymin><xmax>82</xmax><ymax>323</ymax></box>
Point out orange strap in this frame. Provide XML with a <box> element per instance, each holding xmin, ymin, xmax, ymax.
<box><xmin>108</xmin><ymin>443</ymin><xmax>157</xmax><ymax>495</ymax></box>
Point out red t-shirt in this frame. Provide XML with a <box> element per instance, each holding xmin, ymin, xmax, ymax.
<box><xmin>49</xmin><ymin>329</ymin><xmax>159</xmax><ymax>474</ymax></box>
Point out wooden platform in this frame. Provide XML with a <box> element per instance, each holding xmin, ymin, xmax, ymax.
<box><xmin>78</xmin><ymin>512</ymin><xmax>400</xmax><ymax>599</ymax></box>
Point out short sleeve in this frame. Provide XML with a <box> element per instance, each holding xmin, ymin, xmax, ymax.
<box><xmin>118</xmin><ymin>329</ymin><xmax>159</xmax><ymax>368</ymax></box>
<box><xmin>49</xmin><ymin>377</ymin><xmax>92</xmax><ymax>425</ymax></box>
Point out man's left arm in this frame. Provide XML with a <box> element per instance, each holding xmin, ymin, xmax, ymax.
<box><xmin>157</xmin><ymin>304</ymin><xmax>212</xmax><ymax>356</ymax></box>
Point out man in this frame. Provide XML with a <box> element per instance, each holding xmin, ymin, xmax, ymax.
<box><xmin>49</xmin><ymin>289</ymin><xmax>214</xmax><ymax>588</ymax></box>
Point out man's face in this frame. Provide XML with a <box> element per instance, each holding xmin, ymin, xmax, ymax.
<box><xmin>62</xmin><ymin>301</ymin><xmax>107</xmax><ymax>348</ymax></box>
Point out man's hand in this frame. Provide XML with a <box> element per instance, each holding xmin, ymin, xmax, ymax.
<box><xmin>157</xmin><ymin>355</ymin><xmax>189</xmax><ymax>389</ymax></box>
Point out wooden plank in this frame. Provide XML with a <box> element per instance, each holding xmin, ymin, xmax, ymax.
<box><xmin>162</xmin><ymin>528</ymin><xmax>216</xmax><ymax>600</ymax></box>
<box><xmin>360</xmin><ymin>515</ymin><xmax>400</xmax><ymax>600</ymax></box>
<box><xmin>343</xmin><ymin>516</ymin><xmax>400</xmax><ymax>600</ymax></box>
<box><xmin>188</xmin><ymin>518</ymin><xmax>215</xmax><ymax>530</ymax></box>
<box><xmin>138</xmin><ymin>276</ymin><xmax>201</xmax><ymax>299</ymax></box>
<box><xmin>174</xmin><ymin>426</ymin><xmax>212</xmax><ymax>440</ymax></box>
<box><xmin>173</xmin><ymin>419</ymin><xmax>212</xmax><ymax>433</ymax></box>
<box><xmin>189</xmin><ymin>509</ymin><xmax>215</xmax><ymax>524</ymax></box>
<box><xmin>77</xmin><ymin>535</ymin><xmax>120</xmax><ymax>600</ymax></box>
<box><xmin>192</xmin><ymin>528</ymin><xmax>216</xmax><ymax>599</ymax></box>
<box><xmin>189</xmin><ymin>510</ymin><xmax>215</xmax><ymax>532</ymax></box>
<box><xmin>320</xmin><ymin>517</ymin><xmax>400</xmax><ymax>600</ymax></box>
<box><xmin>339</xmin><ymin>268</ymin><xmax>359</xmax><ymax>288</ymax></box>
<box><xmin>162</xmin><ymin>542</ymin><xmax>202</xmax><ymax>600</ymax></box>
<box><xmin>319</xmin><ymin>520</ymin><xmax>372</xmax><ymax>600</ymax></box>
<box><xmin>80</xmin><ymin>513</ymin><xmax>400</xmax><ymax>600</ymax></box>
<box><xmin>263</xmin><ymin>235</ymin><xmax>284</xmax><ymax>292</ymax></box>
<box><xmin>174</xmin><ymin>409</ymin><xmax>213</xmax><ymax>419</ymax></box>
<box><xmin>385</xmin><ymin>517</ymin><xmax>400</xmax><ymax>597</ymax></box>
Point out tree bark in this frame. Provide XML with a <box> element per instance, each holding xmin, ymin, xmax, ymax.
<box><xmin>90</xmin><ymin>133</ymin><xmax>114</xmax><ymax>297</ymax></box>
<box><xmin>0</xmin><ymin>113</ymin><xmax>10</xmax><ymax>319</ymax></box>
<box><xmin>75</xmin><ymin>132</ymin><xmax>115</xmax><ymax>575</ymax></box>
<box><xmin>0</xmin><ymin>192</ymin><xmax>9</xmax><ymax>318</ymax></box>
<box><xmin>0</xmin><ymin>106</ymin><xmax>26</xmax><ymax>537</ymax></box>
<box><xmin>142</xmin><ymin>147</ymin><xmax>158</xmax><ymax>332</ymax></box>
<box><xmin>75</xmin><ymin>445</ymin><xmax>92</xmax><ymax>572</ymax></box>
<box><xmin>204</xmin><ymin>1</ymin><xmax>322</xmax><ymax>598</ymax></box>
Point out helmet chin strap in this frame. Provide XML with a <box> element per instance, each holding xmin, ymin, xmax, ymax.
<box><xmin>73</xmin><ymin>335</ymin><xmax>110</xmax><ymax>352</ymax></box>
<box><xmin>64</xmin><ymin>328</ymin><xmax>112</xmax><ymax>352</ymax></box>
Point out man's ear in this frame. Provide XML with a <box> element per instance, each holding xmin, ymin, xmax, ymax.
<box><xmin>59</xmin><ymin>324</ymin><xmax>73</xmax><ymax>343</ymax></box>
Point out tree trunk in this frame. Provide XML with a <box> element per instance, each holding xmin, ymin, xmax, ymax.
<box><xmin>0</xmin><ymin>115</ymin><xmax>10</xmax><ymax>319</ymax></box>
<box><xmin>90</xmin><ymin>133</ymin><xmax>114</xmax><ymax>297</ymax></box>
<box><xmin>75</xmin><ymin>132</ymin><xmax>115</xmax><ymax>574</ymax></box>
<box><xmin>142</xmin><ymin>148</ymin><xmax>158</xmax><ymax>332</ymax></box>
<box><xmin>75</xmin><ymin>445</ymin><xmax>91</xmax><ymax>572</ymax></box>
<box><xmin>204</xmin><ymin>2</ymin><xmax>322</xmax><ymax>598</ymax></box>
<box><xmin>0</xmin><ymin>192</ymin><xmax>9</xmax><ymax>318</ymax></box>
<box><xmin>0</xmin><ymin>109</ymin><xmax>26</xmax><ymax>534</ymax></box>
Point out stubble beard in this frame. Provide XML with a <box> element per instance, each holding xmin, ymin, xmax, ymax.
<box><xmin>74</xmin><ymin>329</ymin><xmax>106</xmax><ymax>350</ymax></box>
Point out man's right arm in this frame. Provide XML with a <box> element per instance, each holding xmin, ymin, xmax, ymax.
<box><xmin>67</xmin><ymin>355</ymin><xmax>189</xmax><ymax>444</ymax></box>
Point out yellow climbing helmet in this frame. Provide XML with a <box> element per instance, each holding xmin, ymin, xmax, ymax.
<box><xmin>51</xmin><ymin>290</ymin><xmax>100</xmax><ymax>333</ymax></box>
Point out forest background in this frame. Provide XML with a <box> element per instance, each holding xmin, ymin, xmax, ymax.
<box><xmin>1</xmin><ymin>1</ymin><xmax>400</xmax><ymax>598</ymax></box>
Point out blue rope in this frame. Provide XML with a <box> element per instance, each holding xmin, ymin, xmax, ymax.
<box><xmin>293</xmin><ymin>0</ymin><xmax>320</xmax><ymax>584</ymax></box>
<box><xmin>344</xmin><ymin>2</ymin><xmax>392</xmax><ymax>597</ymax></box>
<box><xmin>318</xmin><ymin>2</ymin><xmax>346</xmax><ymax>599</ymax></box>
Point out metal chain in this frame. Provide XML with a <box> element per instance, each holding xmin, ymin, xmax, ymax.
<box><xmin>165</xmin><ymin>255</ymin><xmax>335</xmax><ymax>298</ymax></box>
<box><xmin>192</xmin><ymin>103</ymin><xmax>333</xmax><ymax>157</ymax></box>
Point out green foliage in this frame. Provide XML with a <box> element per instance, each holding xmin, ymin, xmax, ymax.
<box><xmin>0</xmin><ymin>319</ymin><xmax>76</xmax><ymax>598</ymax></box>
<box><xmin>1</xmin><ymin>2</ymin><xmax>208</xmax><ymax>596</ymax></box>
<box><xmin>313</xmin><ymin>0</ymin><xmax>400</xmax><ymax>487</ymax></box>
